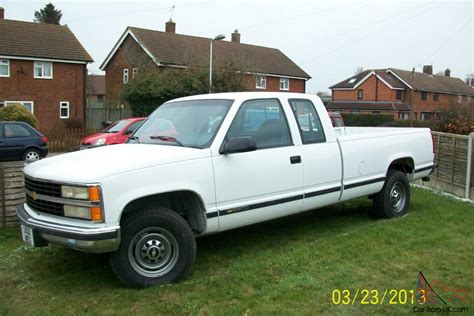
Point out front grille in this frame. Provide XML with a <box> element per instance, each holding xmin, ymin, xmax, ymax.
<box><xmin>25</xmin><ymin>176</ymin><xmax>61</xmax><ymax>197</ymax></box>
<box><xmin>24</xmin><ymin>176</ymin><xmax>64</xmax><ymax>216</ymax></box>
<box><xmin>26</xmin><ymin>195</ymin><xmax>64</xmax><ymax>216</ymax></box>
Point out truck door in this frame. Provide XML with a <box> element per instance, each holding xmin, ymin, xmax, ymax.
<box><xmin>288</xmin><ymin>99</ymin><xmax>342</xmax><ymax>211</ymax></box>
<box><xmin>212</xmin><ymin>98</ymin><xmax>304</xmax><ymax>231</ymax></box>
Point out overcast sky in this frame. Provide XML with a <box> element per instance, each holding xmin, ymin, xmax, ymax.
<box><xmin>2</xmin><ymin>0</ymin><xmax>472</xmax><ymax>93</ymax></box>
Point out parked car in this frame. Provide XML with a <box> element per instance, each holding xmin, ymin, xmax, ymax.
<box><xmin>18</xmin><ymin>92</ymin><xmax>435</xmax><ymax>288</ymax></box>
<box><xmin>0</xmin><ymin>121</ymin><xmax>48</xmax><ymax>163</ymax></box>
<box><xmin>328</xmin><ymin>111</ymin><xmax>345</xmax><ymax>127</ymax></box>
<box><xmin>80</xmin><ymin>117</ymin><xmax>145</xmax><ymax>149</ymax></box>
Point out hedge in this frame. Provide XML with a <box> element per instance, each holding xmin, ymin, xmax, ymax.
<box><xmin>0</xmin><ymin>104</ymin><xmax>39</xmax><ymax>128</ymax></box>
<box><xmin>340</xmin><ymin>113</ymin><xmax>394</xmax><ymax>126</ymax></box>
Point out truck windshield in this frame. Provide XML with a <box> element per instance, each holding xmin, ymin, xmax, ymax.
<box><xmin>130</xmin><ymin>99</ymin><xmax>234</xmax><ymax>148</ymax></box>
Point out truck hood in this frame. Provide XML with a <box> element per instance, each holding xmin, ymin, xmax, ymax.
<box><xmin>24</xmin><ymin>144</ymin><xmax>211</xmax><ymax>183</ymax></box>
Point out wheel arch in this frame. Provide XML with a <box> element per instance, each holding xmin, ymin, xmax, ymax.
<box><xmin>119</xmin><ymin>190</ymin><xmax>207</xmax><ymax>234</ymax></box>
<box><xmin>387</xmin><ymin>157</ymin><xmax>415</xmax><ymax>176</ymax></box>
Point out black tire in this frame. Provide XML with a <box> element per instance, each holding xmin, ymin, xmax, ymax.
<box><xmin>23</xmin><ymin>148</ymin><xmax>41</xmax><ymax>163</ymax></box>
<box><xmin>110</xmin><ymin>207</ymin><xmax>196</xmax><ymax>288</ymax></box>
<box><xmin>371</xmin><ymin>170</ymin><xmax>410</xmax><ymax>218</ymax></box>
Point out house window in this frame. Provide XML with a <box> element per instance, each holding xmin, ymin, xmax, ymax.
<box><xmin>279</xmin><ymin>78</ymin><xmax>289</xmax><ymax>91</ymax></box>
<box><xmin>433</xmin><ymin>93</ymin><xmax>439</xmax><ymax>101</ymax></box>
<box><xmin>123</xmin><ymin>69</ymin><xmax>129</xmax><ymax>84</ymax></box>
<box><xmin>132</xmin><ymin>68</ymin><xmax>138</xmax><ymax>78</ymax></box>
<box><xmin>5</xmin><ymin>101</ymin><xmax>34</xmax><ymax>113</ymax></box>
<box><xmin>0</xmin><ymin>59</ymin><xmax>9</xmax><ymax>77</ymax></box>
<box><xmin>97</xmin><ymin>95</ymin><xmax>104</xmax><ymax>103</ymax></box>
<box><xmin>372</xmin><ymin>111</ymin><xmax>380</xmax><ymax>114</ymax></box>
<box><xmin>468</xmin><ymin>96</ymin><xmax>472</xmax><ymax>102</ymax></box>
<box><xmin>399</xmin><ymin>112</ymin><xmax>409</xmax><ymax>120</ymax></box>
<box><xmin>421</xmin><ymin>91</ymin><xmax>427</xmax><ymax>101</ymax></box>
<box><xmin>255</xmin><ymin>75</ymin><xmax>266</xmax><ymax>89</ymax></box>
<box><xmin>60</xmin><ymin>101</ymin><xmax>70</xmax><ymax>119</ymax></box>
<box><xmin>357</xmin><ymin>89</ymin><xmax>363</xmax><ymax>99</ymax></box>
<box><xmin>396</xmin><ymin>90</ymin><xmax>403</xmax><ymax>100</ymax></box>
<box><xmin>457</xmin><ymin>95</ymin><xmax>462</xmax><ymax>103</ymax></box>
<box><xmin>34</xmin><ymin>61</ymin><xmax>53</xmax><ymax>79</ymax></box>
<box><xmin>421</xmin><ymin>112</ymin><xmax>434</xmax><ymax>121</ymax></box>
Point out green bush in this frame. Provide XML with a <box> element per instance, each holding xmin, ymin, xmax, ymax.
<box><xmin>0</xmin><ymin>104</ymin><xmax>39</xmax><ymax>128</ymax></box>
<box><xmin>385</xmin><ymin>119</ymin><xmax>436</xmax><ymax>129</ymax></box>
<box><xmin>63</xmin><ymin>118</ymin><xmax>85</xmax><ymax>129</ymax></box>
<box><xmin>340</xmin><ymin>113</ymin><xmax>394</xmax><ymax>126</ymax></box>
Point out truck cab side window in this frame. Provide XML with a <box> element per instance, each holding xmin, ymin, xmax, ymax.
<box><xmin>289</xmin><ymin>99</ymin><xmax>326</xmax><ymax>144</ymax></box>
<box><xmin>227</xmin><ymin>98</ymin><xmax>292</xmax><ymax>149</ymax></box>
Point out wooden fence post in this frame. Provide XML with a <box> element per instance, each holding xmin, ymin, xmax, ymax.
<box><xmin>466</xmin><ymin>133</ymin><xmax>473</xmax><ymax>199</ymax></box>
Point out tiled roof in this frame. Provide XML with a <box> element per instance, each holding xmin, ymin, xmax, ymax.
<box><xmin>0</xmin><ymin>19</ymin><xmax>93</xmax><ymax>62</ymax></box>
<box><xmin>388</xmin><ymin>68</ymin><xmax>474</xmax><ymax>96</ymax></box>
<box><xmin>326</xmin><ymin>101</ymin><xmax>411</xmax><ymax>112</ymax></box>
<box><xmin>87</xmin><ymin>75</ymin><xmax>105</xmax><ymax>95</ymax></box>
<box><xmin>330</xmin><ymin>69</ymin><xmax>405</xmax><ymax>89</ymax></box>
<box><xmin>103</xmin><ymin>27</ymin><xmax>310</xmax><ymax>79</ymax></box>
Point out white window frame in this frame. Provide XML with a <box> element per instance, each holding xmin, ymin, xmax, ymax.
<box><xmin>34</xmin><ymin>61</ymin><xmax>53</xmax><ymax>79</ymax></box>
<box><xmin>59</xmin><ymin>101</ymin><xmax>70</xmax><ymax>119</ymax></box>
<box><xmin>0</xmin><ymin>59</ymin><xmax>10</xmax><ymax>77</ymax></box>
<box><xmin>132</xmin><ymin>68</ymin><xmax>138</xmax><ymax>78</ymax></box>
<box><xmin>457</xmin><ymin>95</ymin><xmax>463</xmax><ymax>103</ymax></box>
<box><xmin>256</xmin><ymin>75</ymin><xmax>266</xmax><ymax>89</ymax></box>
<box><xmin>279</xmin><ymin>77</ymin><xmax>289</xmax><ymax>91</ymax></box>
<box><xmin>5</xmin><ymin>101</ymin><xmax>34</xmax><ymax>114</ymax></box>
<box><xmin>468</xmin><ymin>96</ymin><xmax>472</xmax><ymax>102</ymax></box>
<box><xmin>123</xmin><ymin>69</ymin><xmax>129</xmax><ymax>84</ymax></box>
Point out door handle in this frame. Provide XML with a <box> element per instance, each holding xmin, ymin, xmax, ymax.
<box><xmin>290</xmin><ymin>156</ymin><xmax>301</xmax><ymax>164</ymax></box>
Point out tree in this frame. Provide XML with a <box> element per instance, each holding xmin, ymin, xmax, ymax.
<box><xmin>123</xmin><ymin>63</ymin><xmax>246</xmax><ymax>116</ymax></box>
<box><xmin>0</xmin><ymin>104</ymin><xmax>39</xmax><ymax>128</ymax></box>
<box><xmin>354</xmin><ymin>67</ymin><xmax>364</xmax><ymax>75</ymax></box>
<box><xmin>34</xmin><ymin>3</ymin><xmax>62</xmax><ymax>25</ymax></box>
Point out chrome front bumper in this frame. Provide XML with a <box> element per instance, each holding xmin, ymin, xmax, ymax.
<box><xmin>17</xmin><ymin>204</ymin><xmax>120</xmax><ymax>253</ymax></box>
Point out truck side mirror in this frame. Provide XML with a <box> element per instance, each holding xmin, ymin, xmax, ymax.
<box><xmin>220</xmin><ymin>136</ymin><xmax>257</xmax><ymax>154</ymax></box>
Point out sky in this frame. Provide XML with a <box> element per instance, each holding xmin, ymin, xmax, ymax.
<box><xmin>1</xmin><ymin>0</ymin><xmax>472</xmax><ymax>93</ymax></box>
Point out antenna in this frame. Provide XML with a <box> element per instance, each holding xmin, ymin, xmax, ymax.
<box><xmin>169</xmin><ymin>5</ymin><xmax>175</xmax><ymax>21</ymax></box>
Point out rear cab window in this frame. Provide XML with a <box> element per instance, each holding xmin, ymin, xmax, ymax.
<box><xmin>289</xmin><ymin>99</ymin><xmax>326</xmax><ymax>144</ymax></box>
<box><xmin>226</xmin><ymin>98</ymin><xmax>293</xmax><ymax>149</ymax></box>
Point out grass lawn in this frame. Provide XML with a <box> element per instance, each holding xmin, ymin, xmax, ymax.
<box><xmin>0</xmin><ymin>187</ymin><xmax>472</xmax><ymax>315</ymax></box>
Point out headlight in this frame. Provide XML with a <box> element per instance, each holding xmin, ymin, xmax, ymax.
<box><xmin>61</xmin><ymin>185</ymin><xmax>100</xmax><ymax>200</ymax></box>
<box><xmin>64</xmin><ymin>205</ymin><xmax>103</xmax><ymax>221</ymax></box>
<box><xmin>93</xmin><ymin>138</ymin><xmax>106</xmax><ymax>146</ymax></box>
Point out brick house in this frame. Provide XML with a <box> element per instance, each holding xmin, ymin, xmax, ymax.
<box><xmin>87</xmin><ymin>75</ymin><xmax>105</xmax><ymax>107</ymax></box>
<box><xmin>327</xmin><ymin>66</ymin><xmax>474</xmax><ymax>120</ymax></box>
<box><xmin>100</xmin><ymin>20</ymin><xmax>310</xmax><ymax>108</ymax></box>
<box><xmin>0</xmin><ymin>8</ymin><xmax>93</xmax><ymax>129</ymax></box>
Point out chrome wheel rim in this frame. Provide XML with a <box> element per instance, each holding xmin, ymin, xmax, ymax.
<box><xmin>390</xmin><ymin>182</ymin><xmax>406</xmax><ymax>213</ymax></box>
<box><xmin>128</xmin><ymin>227</ymin><xmax>179</xmax><ymax>278</ymax></box>
<box><xmin>25</xmin><ymin>151</ymin><xmax>40</xmax><ymax>163</ymax></box>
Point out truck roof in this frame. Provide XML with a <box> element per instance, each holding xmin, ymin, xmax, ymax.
<box><xmin>167</xmin><ymin>92</ymin><xmax>315</xmax><ymax>103</ymax></box>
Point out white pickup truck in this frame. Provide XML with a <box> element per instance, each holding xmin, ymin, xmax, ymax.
<box><xmin>18</xmin><ymin>92</ymin><xmax>435</xmax><ymax>288</ymax></box>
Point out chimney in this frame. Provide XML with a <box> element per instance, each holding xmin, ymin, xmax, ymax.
<box><xmin>444</xmin><ymin>68</ymin><xmax>451</xmax><ymax>77</ymax></box>
<box><xmin>422</xmin><ymin>65</ymin><xmax>433</xmax><ymax>75</ymax></box>
<box><xmin>0</xmin><ymin>7</ymin><xmax>4</xmax><ymax>19</ymax></box>
<box><xmin>231</xmin><ymin>29</ymin><xmax>241</xmax><ymax>43</ymax></box>
<box><xmin>165</xmin><ymin>19</ymin><xmax>176</xmax><ymax>33</ymax></box>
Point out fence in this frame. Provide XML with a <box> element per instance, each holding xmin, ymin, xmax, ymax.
<box><xmin>0</xmin><ymin>161</ymin><xmax>24</xmax><ymax>228</ymax></box>
<box><xmin>86</xmin><ymin>106</ymin><xmax>133</xmax><ymax>129</ymax></box>
<box><xmin>43</xmin><ymin>128</ymin><xmax>99</xmax><ymax>152</ymax></box>
<box><xmin>420</xmin><ymin>132</ymin><xmax>474</xmax><ymax>199</ymax></box>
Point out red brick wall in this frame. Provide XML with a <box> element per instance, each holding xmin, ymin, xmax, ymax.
<box><xmin>105</xmin><ymin>35</ymin><xmax>307</xmax><ymax>108</ymax></box>
<box><xmin>244</xmin><ymin>75</ymin><xmax>306</xmax><ymax>93</ymax></box>
<box><xmin>332</xmin><ymin>74</ymin><xmax>400</xmax><ymax>102</ymax></box>
<box><xmin>0</xmin><ymin>59</ymin><xmax>86</xmax><ymax>130</ymax></box>
<box><xmin>409</xmin><ymin>91</ymin><xmax>463</xmax><ymax>118</ymax></box>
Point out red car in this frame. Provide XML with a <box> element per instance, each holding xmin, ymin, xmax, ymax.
<box><xmin>80</xmin><ymin>118</ymin><xmax>145</xmax><ymax>149</ymax></box>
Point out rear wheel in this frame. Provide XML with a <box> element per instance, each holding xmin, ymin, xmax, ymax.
<box><xmin>372</xmin><ymin>170</ymin><xmax>410</xmax><ymax>218</ymax></box>
<box><xmin>110</xmin><ymin>207</ymin><xmax>196</xmax><ymax>288</ymax></box>
<box><xmin>23</xmin><ymin>148</ymin><xmax>41</xmax><ymax>163</ymax></box>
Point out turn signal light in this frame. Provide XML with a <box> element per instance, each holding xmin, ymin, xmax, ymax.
<box><xmin>91</xmin><ymin>207</ymin><xmax>103</xmax><ymax>221</ymax></box>
<box><xmin>89</xmin><ymin>186</ymin><xmax>100</xmax><ymax>201</ymax></box>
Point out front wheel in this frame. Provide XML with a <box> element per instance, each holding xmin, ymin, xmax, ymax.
<box><xmin>23</xmin><ymin>148</ymin><xmax>41</xmax><ymax>163</ymax></box>
<box><xmin>110</xmin><ymin>207</ymin><xmax>196</xmax><ymax>288</ymax></box>
<box><xmin>372</xmin><ymin>170</ymin><xmax>410</xmax><ymax>218</ymax></box>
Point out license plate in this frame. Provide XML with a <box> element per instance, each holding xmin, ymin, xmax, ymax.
<box><xmin>21</xmin><ymin>225</ymin><xmax>35</xmax><ymax>247</ymax></box>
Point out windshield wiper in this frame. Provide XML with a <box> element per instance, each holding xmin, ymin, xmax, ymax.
<box><xmin>149</xmin><ymin>135</ymin><xmax>184</xmax><ymax>147</ymax></box>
